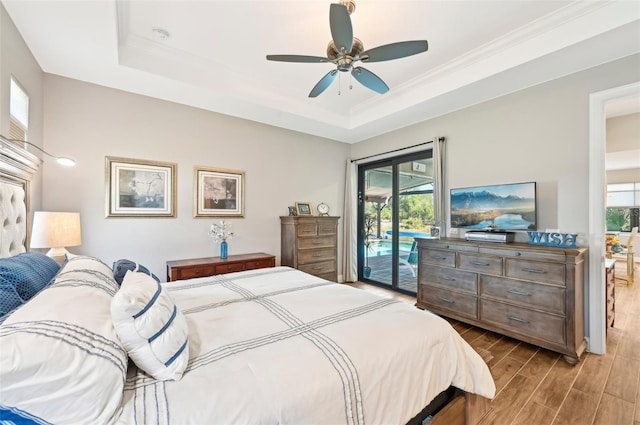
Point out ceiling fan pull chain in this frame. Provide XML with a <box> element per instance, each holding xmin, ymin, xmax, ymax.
<box><xmin>349</xmin><ymin>73</ymin><xmax>353</xmax><ymax>91</ymax></box>
<box><xmin>338</xmin><ymin>72</ymin><xmax>342</xmax><ymax>96</ymax></box>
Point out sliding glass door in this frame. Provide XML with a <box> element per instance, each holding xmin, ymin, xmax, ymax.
<box><xmin>358</xmin><ymin>150</ymin><xmax>434</xmax><ymax>294</ymax></box>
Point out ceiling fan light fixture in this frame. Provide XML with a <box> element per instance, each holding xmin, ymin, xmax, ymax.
<box><xmin>266</xmin><ymin>1</ymin><xmax>428</xmax><ymax>97</ymax></box>
<box><xmin>326</xmin><ymin>37</ymin><xmax>363</xmax><ymax>61</ymax></box>
<box><xmin>338</xmin><ymin>0</ymin><xmax>356</xmax><ymax>15</ymax></box>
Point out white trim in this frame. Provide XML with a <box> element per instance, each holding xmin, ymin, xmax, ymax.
<box><xmin>588</xmin><ymin>81</ymin><xmax>640</xmax><ymax>355</ymax></box>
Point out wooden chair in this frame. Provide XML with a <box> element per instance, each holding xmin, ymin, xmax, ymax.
<box><xmin>613</xmin><ymin>226</ymin><xmax>637</xmax><ymax>285</ymax></box>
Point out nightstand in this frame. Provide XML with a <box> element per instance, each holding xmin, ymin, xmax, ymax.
<box><xmin>166</xmin><ymin>253</ymin><xmax>275</xmax><ymax>282</ymax></box>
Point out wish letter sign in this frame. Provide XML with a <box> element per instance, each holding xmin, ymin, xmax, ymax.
<box><xmin>527</xmin><ymin>231</ymin><xmax>578</xmax><ymax>248</ymax></box>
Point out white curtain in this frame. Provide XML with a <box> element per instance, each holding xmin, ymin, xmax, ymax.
<box><xmin>342</xmin><ymin>160</ymin><xmax>358</xmax><ymax>282</ymax></box>
<box><xmin>432</xmin><ymin>137</ymin><xmax>446</xmax><ymax>235</ymax></box>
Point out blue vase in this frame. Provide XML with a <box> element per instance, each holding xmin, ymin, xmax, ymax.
<box><xmin>220</xmin><ymin>240</ymin><xmax>228</xmax><ymax>259</ymax></box>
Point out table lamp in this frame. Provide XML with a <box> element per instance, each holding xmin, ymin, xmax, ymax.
<box><xmin>30</xmin><ymin>212</ymin><xmax>82</xmax><ymax>264</ymax></box>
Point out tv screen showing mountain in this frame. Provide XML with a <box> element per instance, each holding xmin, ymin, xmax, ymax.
<box><xmin>450</xmin><ymin>182</ymin><xmax>537</xmax><ymax>230</ymax></box>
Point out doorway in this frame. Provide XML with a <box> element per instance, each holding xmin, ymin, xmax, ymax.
<box><xmin>357</xmin><ymin>150</ymin><xmax>434</xmax><ymax>294</ymax></box>
<box><xmin>588</xmin><ymin>81</ymin><xmax>640</xmax><ymax>355</ymax></box>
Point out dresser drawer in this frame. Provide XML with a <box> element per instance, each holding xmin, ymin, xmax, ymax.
<box><xmin>297</xmin><ymin>222</ymin><xmax>318</xmax><ymax>237</ymax></box>
<box><xmin>459</xmin><ymin>253</ymin><xmax>502</xmax><ymax>275</ymax></box>
<box><xmin>215</xmin><ymin>263</ymin><xmax>245</xmax><ymax>274</ymax></box>
<box><xmin>480</xmin><ymin>246</ymin><xmax>566</xmax><ymax>262</ymax></box>
<box><xmin>299</xmin><ymin>260</ymin><xmax>336</xmax><ymax>276</ymax></box>
<box><xmin>480</xmin><ymin>299</ymin><xmax>565</xmax><ymax>345</ymax></box>
<box><xmin>298</xmin><ymin>248</ymin><xmax>336</xmax><ymax>264</ymax></box>
<box><xmin>421</xmin><ymin>266</ymin><xmax>477</xmax><ymax>294</ymax></box>
<box><xmin>479</xmin><ymin>275</ymin><xmax>565</xmax><ymax>315</ymax></box>
<box><xmin>318</xmin><ymin>222</ymin><xmax>337</xmax><ymax>236</ymax></box>
<box><xmin>176</xmin><ymin>265</ymin><xmax>216</xmax><ymax>280</ymax></box>
<box><xmin>505</xmin><ymin>259</ymin><xmax>565</xmax><ymax>285</ymax></box>
<box><xmin>244</xmin><ymin>258</ymin><xmax>275</xmax><ymax>270</ymax></box>
<box><xmin>421</xmin><ymin>248</ymin><xmax>456</xmax><ymax>267</ymax></box>
<box><xmin>419</xmin><ymin>285</ymin><xmax>477</xmax><ymax>320</ymax></box>
<box><xmin>298</xmin><ymin>236</ymin><xmax>335</xmax><ymax>250</ymax></box>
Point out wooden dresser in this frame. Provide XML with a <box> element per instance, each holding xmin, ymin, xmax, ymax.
<box><xmin>280</xmin><ymin>216</ymin><xmax>339</xmax><ymax>281</ymax></box>
<box><xmin>605</xmin><ymin>258</ymin><xmax>616</xmax><ymax>331</ymax></box>
<box><xmin>166</xmin><ymin>253</ymin><xmax>275</xmax><ymax>282</ymax></box>
<box><xmin>416</xmin><ymin>238</ymin><xmax>587</xmax><ymax>364</ymax></box>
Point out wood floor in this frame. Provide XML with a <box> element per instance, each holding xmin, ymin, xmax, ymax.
<box><xmin>348</xmin><ymin>261</ymin><xmax>640</xmax><ymax>425</ymax></box>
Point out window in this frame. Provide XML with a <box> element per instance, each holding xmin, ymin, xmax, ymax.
<box><xmin>606</xmin><ymin>182</ymin><xmax>640</xmax><ymax>231</ymax></box>
<box><xmin>9</xmin><ymin>77</ymin><xmax>29</xmax><ymax>140</ymax></box>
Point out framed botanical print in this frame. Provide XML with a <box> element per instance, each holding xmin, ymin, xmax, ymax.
<box><xmin>194</xmin><ymin>166</ymin><xmax>245</xmax><ymax>217</ymax></box>
<box><xmin>106</xmin><ymin>156</ymin><xmax>177</xmax><ymax>218</ymax></box>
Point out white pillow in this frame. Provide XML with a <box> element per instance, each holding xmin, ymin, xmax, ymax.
<box><xmin>0</xmin><ymin>255</ymin><xmax>126</xmax><ymax>424</ymax></box>
<box><xmin>111</xmin><ymin>271</ymin><xmax>189</xmax><ymax>381</ymax></box>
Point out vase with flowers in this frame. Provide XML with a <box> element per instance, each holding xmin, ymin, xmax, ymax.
<box><xmin>209</xmin><ymin>220</ymin><xmax>235</xmax><ymax>260</ymax></box>
<box><xmin>605</xmin><ymin>234</ymin><xmax>620</xmax><ymax>259</ymax></box>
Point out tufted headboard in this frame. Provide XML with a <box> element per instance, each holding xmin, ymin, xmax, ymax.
<box><xmin>0</xmin><ymin>136</ymin><xmax>41</xmax><ymax>258</ymax></box>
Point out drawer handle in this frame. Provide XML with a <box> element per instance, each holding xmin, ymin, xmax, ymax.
<box><xmin>508</xmin><ymin>316</ymin><xmax>530</xmax><ymax>324</ymax></box>
<box><xmin>522</xmin><ymin>268</ymin><xmax>546</xmax><ymax>274</ymax></box>
<box><xmin>515</xmin><ymin>252</ymin><xmax>522</xmax><ymax>256</ymax></box>
<box><xmin>313</xmin><ymin>255</ymin><xmax>323</xmax><ymax>258</ymax></box>
<box><xmin>439</xmin><ymin>296</ymin><xmax>455</xmax><ymax>304</ymax></box>
<box><xmin>431</xmin><ymin>255</ymin><xmax>447</xmax><ymax>260</ymax></box>
<box><xmin>312</xmin><ymin>266</ymin><xmax>323</xmax><ymax>270</ymax></box>
<box><xmin>312</xmin><ymin>242</ymin><xmax>324</xmax><ymax>245</ymax></box>
<box><xmin>302</xmin><ymin>230</ymin><xmax>315</xmax><ymax>233</ymax></box>
<box><xmin>507</xmin><ymin>289</ymin><xmax>531</xmax><ymax>297</ymax></box>
<box><xmin>471</xmin><ymin>261</ymin><xmax>490</xmax><ymax>266</ymax></box>
<box><xmin>441</xmin><ymin>276</ymin><xmax>457</xmax><ymax>282</ymax></box>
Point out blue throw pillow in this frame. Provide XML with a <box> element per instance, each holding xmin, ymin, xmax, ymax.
<box><xmin>0</xmin><ymin>252</ymin><xmax>60</xmax><ymax>316</ymax></box>
<box><xmin>0</xmin><ymin>404</ymin><xmax>48</xmax><ymax>424</ymax></box>
<box><xmin>112</xmin><ymin>259</ymin><xmax>160</xmax><ymax>285</ymax></box>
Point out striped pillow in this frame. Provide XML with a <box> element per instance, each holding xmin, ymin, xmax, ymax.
<box><xmin>111</xmin><ymin>271</ymin><xmax>189</xmax><ymax>381</ymax></box>
<box><xmin>0</xmin><ymin>255</ymin><xmax>126</xmax><ymax>424</ymax></box>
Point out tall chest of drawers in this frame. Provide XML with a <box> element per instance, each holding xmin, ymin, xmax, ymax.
<box><xmin>416</xmin><ymin>238</ymin><xmax>587</xmax><ymax>364</ymax></box>
<box><xmin>280</xmin><ymin>216</ymin><xmax>340</xmax><ymax>282</ymax></box>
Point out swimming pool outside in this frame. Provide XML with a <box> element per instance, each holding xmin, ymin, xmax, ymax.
<box><xmin>384</xmin><ymin>230</ymin><xmax>431</xmax><ymax>239</ymax></box>
<box><xmin>369</xmin><ymin>240</ymin><xmax>414</xmax><ymax>256</ymax></box>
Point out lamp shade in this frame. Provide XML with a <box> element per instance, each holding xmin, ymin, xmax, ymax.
<box><xmin>30</xmin><ymin>212</ymin><xmax>82</xmax><ymax>263</ymax></box>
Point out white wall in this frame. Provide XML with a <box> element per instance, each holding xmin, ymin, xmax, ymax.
<box><xmin>41</xmin><ymin>75</ymin><xmax>349</xmax><ymax>279</ymax></box>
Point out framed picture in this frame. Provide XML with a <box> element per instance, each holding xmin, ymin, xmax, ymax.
<box><xmin>295</xmin><ymin>202</ymin><xmax>313</xmax><ymax>216</ymax></box>
<box><xmin>106</xmin><ymin>156</ymin><xmax>177</xmax><ymax>218</ymax></box>
<box><xmin>194</xmin><ymin>166</ymin><xmax>245</xmax><ymax>217</ymax></box>
<box><xmin>288</xmin><ymin>206</ymin><xmax>297</xmax><ymax>216</ymax></box>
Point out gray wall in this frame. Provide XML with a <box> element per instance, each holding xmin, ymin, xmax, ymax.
<box><xmin>606</xmin><ymin>112</ymin><xmax>640</xmax><ymax>184</ymax></box>
<box><xmin>351</xmin><ymin>54</ymin><xmax>640</xmax><ymax>246</ymax></box>
<box><xmin>41</xmin><ymin>75</ymin><xmax>349</xmax><ymax>278</ymax></box>
<box><xmin>0</xmin><ymin>4</ymin><xmax>44</xmax><ymax>212</ymax></box>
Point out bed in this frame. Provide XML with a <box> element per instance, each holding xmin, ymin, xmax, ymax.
<box><xmin>0</xmin><ymin>137</ymin><xmax>495</xmax><ymax>425</ymax></box>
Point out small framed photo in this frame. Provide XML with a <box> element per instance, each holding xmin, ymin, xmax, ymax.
<box><xmin>295</xmin><ymin>202</ymin><xmax>313</xmax><ymax>216</ymax></box>
<box><xmin>194</xmin><ymin>166</ymin><xmax>245</xmax><ymax>217</ymax></box>
<box><xmin>431</xmin><ymin>226</ymin><xmax>441</xmax><ymax>239</ymax></box>
<box><xmin>106</xmin><ymin>156</ymin><xmax>177</xmax><ymax>218</ymax></box>
<box><xmin>288</xmin><ymin>206</ymin><xmax>297</xmax><ymax>216</ymax></box>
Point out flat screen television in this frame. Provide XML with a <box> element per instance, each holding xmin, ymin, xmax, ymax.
<box><xmin>450</xmin><ymin>182</ymin><xmax>537</xmax><ymax>231</ymax></box>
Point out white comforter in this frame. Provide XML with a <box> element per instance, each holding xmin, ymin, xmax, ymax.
<box><xmin>117</xmin><ymin>267</ymin><xmax>495</xmax><ymax>425</ymax></box>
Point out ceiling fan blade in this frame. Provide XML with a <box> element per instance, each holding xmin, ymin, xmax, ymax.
<box><xmin>329</xmin><ymin>3</ymin><xmax>353</xmax><ymax>54</ymax></box>
<box><xmin>351</xmin><ymin>67</ymin><xmax>389</xmax><ymax>94</ymax></box>
<box><xmin>266</xmin><ymin>55</ymin><xmax>329</xmax><ymax>63</ymax></box>
<box><xmin>360</xmin><ymin>40</ymin><xmax>428</xmax><ymax>63</ymax></box>
<box><xmin>309</xmin><ymin>70</ymin><xmax>338</xmax><ymax>98</ymax></box>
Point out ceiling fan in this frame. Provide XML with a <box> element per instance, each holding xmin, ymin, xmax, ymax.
<box><xmin>266</xmin><ymin>1</ymin><xmax>428</xmax><ymax>98</ymax></box>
